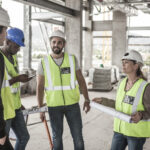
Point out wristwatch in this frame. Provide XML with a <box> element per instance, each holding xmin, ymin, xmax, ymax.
<box><xmin>85</xmin><ymin>98</ymin><xmax>90</xmax><ymax>102</ymax></box>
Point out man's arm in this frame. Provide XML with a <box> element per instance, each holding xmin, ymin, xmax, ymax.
<box><xmin>76</xmin><ymin>69</ymin><xmax>90</xmax><ymax>113</ymax></box>
<box><xmin>9</xmin><ymin>74</ymin><xmax>32</xmax><ymax>86</ymax></box>
<box><xmin>37</xmin><ymin>75</ymin><xmax>45</xmax><ymax>107</ymax></box>
<box><xmin>0</xmin><ymin>52</ymin><xmax>6</xmax><ymax>142</ymax></box>
<box><xmin>92</xmin><ymin>97</ymin><xmax>115</xmax><ymax>108</ymax></box>
<box><xmin>36</xmin><ymin>75</ymin><xmax>45</xmax><ymax>121</ymax></box>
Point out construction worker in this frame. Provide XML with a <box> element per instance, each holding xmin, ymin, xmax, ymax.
<box><xmin>0</xmin><ymin>6</ymin><xmax>14</xmax><ymax>150</ymax></box>
<box><xmin>37</xmin><ymin>30</ymin><xmax>90</xmax><ymax>150</ymax></box>
<box><xmin>93</xmin><ymin>50</ymin><xmax>150</xmax><ymax>150</ymax></box>
<box><xmin>1</xmin><ymin>27</ymin><xmax>32</xmax><ymax>150</ymax></box>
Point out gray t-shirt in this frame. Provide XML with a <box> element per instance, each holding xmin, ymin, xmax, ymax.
<box><xmin>37</xmin><ymin>55</ymin><xmax>80</xmax><ymax>76</ymax></box>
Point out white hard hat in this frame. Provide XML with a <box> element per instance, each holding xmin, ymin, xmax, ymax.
<box><xmin>0</xmin><ymin>7</ymin><xmax>10</xmax><ymax>27</ymax></box>
<box><xmin>122</xmin><ymin>50</ymin><xmax>143</xmax><ymax>65</ymax></box>
<box><xmin>50</xmin><ymin>30</ymin><xmax>65</xmax><ymax>40</ymax></box>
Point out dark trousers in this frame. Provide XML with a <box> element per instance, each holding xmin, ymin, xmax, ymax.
<box><xmin>111</xmin><ymin>132</ymin><xmax>146</xmax><ymax>150</ymax></box>
<box><xmin>48</xmin><ymin>103</ymin><xmax>84</xmax><ymax>150</ymax></box>
<box><xmin>0</xmin><ymin>137</ymin><xmax>13</xmax><ymax>150</ymax></box>
<box><xmin>6</xmin><ymin>109</ymin><xmax>29</xmax><ymax>150</ymax></box>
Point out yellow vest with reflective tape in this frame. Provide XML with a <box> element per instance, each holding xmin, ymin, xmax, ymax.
<box><xmin>2</xmin><ymin>53</ymin><xmax>21</xmax><ymax>110</ymax></box>
<box><xmin>114</xmin><ymin>78</ymin><xmax>150</xmax><ymax>137</ymax></box>
<box><xmin>0</xmin><ymin>51</ymin><xmax>15</xmax><ymax>120</ymax></box>
<box><xmin>42</xmin><ymin>53</ymin><xmax>80</xmax><ymax>107</ymax></box>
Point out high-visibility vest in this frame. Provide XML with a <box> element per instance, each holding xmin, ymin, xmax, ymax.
<box><xmin>1</xmin><ymin>52</ymin><xmax>21</xmax><ymax>110</ymax></box>
<box><xmin>42</xmin><ymin>53</ymin><xmax>80</xmax><ymax>107</ymax></box>
<box><xmin>0</xmin><ymin>52</ymin><xmax>15</xmax><ymax>120</ymax></box>
<box><xmin>114</xmin><ymin>77</ymin><xmax>150</xmax><ymax>137</ymax></box>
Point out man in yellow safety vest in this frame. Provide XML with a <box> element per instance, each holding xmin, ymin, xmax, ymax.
<box><xmin>1</xmin><ymin>27</ymin><xmax>33</xmax><ymax>150</ymax></box>
<box><xmin>0</xmin><ymin>6</ymin><xmax>14</xmax><ymax>150</ymax></box>
<box><xmin>37</xmin><ymin>30</ymin><xmax>90</xmax><ymax>150</ymax></box>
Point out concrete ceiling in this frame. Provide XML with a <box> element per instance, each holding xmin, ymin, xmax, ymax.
<box><xmin>93</xmin><ymin>0</ymin><xmax>150</xmax><ymax>15</ymax></box>
<box><xmin>12</xmin><ymin>0</ymin><xmax>78</xmax><ymax>17</ymax></box>
<box><xmin>11</xmin><ymin>0</ymin><xmax>150</xmax><ymax>25</ymax></box>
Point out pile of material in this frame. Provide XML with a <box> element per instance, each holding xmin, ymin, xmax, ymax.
<box><xmin>88</xmin><ymin>68</ymin><xmax>113</xmax><ymax>91</ymax></box>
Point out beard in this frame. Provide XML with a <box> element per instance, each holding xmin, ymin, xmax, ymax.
<box><xmin>52</xmin><ymin>47</ymin><xmax>63</xmax><ymax>54</ymax></box>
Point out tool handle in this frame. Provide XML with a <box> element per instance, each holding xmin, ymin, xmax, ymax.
<box><xmin>44</xmin><ymin>118</ymin><xmax>53</xmax><ymax>150</ymax></box>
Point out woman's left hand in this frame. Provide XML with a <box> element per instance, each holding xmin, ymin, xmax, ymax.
<box><xmin>131</xmin><ymin>112</ymin><xmax>142</xmax><ymax>123</ymax></box>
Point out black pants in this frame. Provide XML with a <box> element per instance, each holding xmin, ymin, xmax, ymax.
<box><xmin>0</xmin><ymin>137</ymin><xmax>13</xmax><ymax>150</ymax></box>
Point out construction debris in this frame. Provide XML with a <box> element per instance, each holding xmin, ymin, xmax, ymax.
<box><xmin>88</xmin><ymin>68</ymin><xmax>113</xmax><ymax>91</ymax></box>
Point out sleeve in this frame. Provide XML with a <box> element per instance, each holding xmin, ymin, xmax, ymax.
<box><xmin>74</xmin><ymin>55</ymin><xmax>80</xmax><ymax>71</ymax></box>
<box><xmin>101</xmin><ymin>97</ymin><xmax>115</xmax><ymax>108</ymax></box>
<box><xmin>140</xmin><ymin>83</ymin><xmax>150</xmax><ymax>120</ymax></box>
<box><xmin>36</xmin><ymin>59</ymin><xmax>44</xmax><ymax>76</ymax></box>
<box><xmin>0</xmin><ymin>52</ymin><xmax>6</xmax><ymax>138</ymax></box>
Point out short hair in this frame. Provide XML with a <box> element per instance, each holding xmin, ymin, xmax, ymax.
<box><xmin>0</xmin><ymin>26</ymin><xmax>4</xmax><ymax>34</ymax></box>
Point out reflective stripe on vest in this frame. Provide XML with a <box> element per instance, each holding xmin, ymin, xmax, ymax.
<box><xmin>45</xmin><ymin>81</ymin><xmax>78</xmax><ymax>91</ymax></box>
<box><xmin>132</xmin><ymin>80</ymin><xmax>150</xmax><ymax>122</ymax></box>
<box><xmin>4</xmin><ymin>67</ymin><xmax>19</xmax><ymax>94</ymax></box>
<box><xmin>2</xmin><ymin>70</ymin><xmax>10</xmax><ymax>88</ymax></box>
<box><xmin>44</xmin><ymin>55</ymin><xmax>76</xmax><ymax>91</ymax></box>
<box><xmin>132</xmin><ymin>80</ymin><xmax>147</xmax><ymax>114</ymax></box>
<box><xmin>1</xmin><ymin>51</ymin><xmax>21</xmax><ymax>109</ymax></box>
<box><xmin>69</xmin><ymin>55</ymin><xmax>75</xmax><ymax>89</ymax></box>
<box><xmin>0</xmin><ymin>52</ymin><xmax>20</xmax><ymax>94</ymax></box>
<box><xmin>1</xmin><ymin>68</ymin><xmax>15</xmax><ymax>120</ymax></box>
<box><xmin>11</xmin><ymin>87</ymin><xmax>20</xmax><ymax>93</ymax></box>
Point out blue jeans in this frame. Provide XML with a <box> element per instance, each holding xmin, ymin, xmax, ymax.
<box><xmin>48</xmin><ymin>103</ymin><xmax>84</xmax><ymax>150</ymax></box>
<box><xmin>6</xmin><ymin>109</ymin><xmax>30</xmax><ymax>150</ymax></box>
<box><xmin>111</xmin><ymin>132</ymin><xmax>146</xmax><ymax>150</ymax></box>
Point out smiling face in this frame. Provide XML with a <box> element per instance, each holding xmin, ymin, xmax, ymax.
<box><xmin>50</xmin><ymin>37</ymin><xmax>65</xmax><ymax>55</ymax></box>
<box><xmin>122</xmin><ymin>59</ymin><xmax>138</xmax><ymax>75</ymax></box>
<box><xmin>0</xmin><ymin>26</ymin><xmax>7</xmax><ymax>46</ymax></box>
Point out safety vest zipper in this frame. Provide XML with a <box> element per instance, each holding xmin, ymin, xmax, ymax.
<box><xmin>59</xmin><ymin>67</ymin><xmax>65</xmax><ymax>105</ymax></box>
<box><xmin>119</xmin><ymin>92</ymin><xmax>126</xmax><ymax>132</ymax></box>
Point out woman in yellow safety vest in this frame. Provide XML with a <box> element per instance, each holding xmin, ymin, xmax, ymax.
<box><xmin>93</xmin><ymin>50</ymin><xmax>150</xmax><ymax>150</ymax></box>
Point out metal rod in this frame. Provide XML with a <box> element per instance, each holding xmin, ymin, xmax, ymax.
<box><xmin>93</xmin><ymin>0</ymin><xmax>150</xmax><ymax>5</ymax></box>
<box><xmin>44</xmin><ymin>117</ymin><xmax>53</xmax><ymax>150</ymax></box>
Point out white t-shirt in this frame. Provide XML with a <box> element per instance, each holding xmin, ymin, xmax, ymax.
<box><xmin>37</xmin><ymin>54</ymin><xmax>80</xmax><ymax>76</ymax></box>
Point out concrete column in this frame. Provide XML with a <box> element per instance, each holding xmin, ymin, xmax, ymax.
<box><xmin>112</xmin><ymin>11</ymin><xmax>127</xmax><ymax>70</ymax></box>
<box><xmin>83</xmin><ymin>2</ymin><xmax>93</xmax><ymax>72</ymax></box>
<box><xmin>65</xmin><ymin>0</ymin><xmax>82</xmax><ymax>68</ymax></box>
<box><xmin>23</xmin><ymin>5</ymin><xmax>32</xmax><ymax>69</ymax></box>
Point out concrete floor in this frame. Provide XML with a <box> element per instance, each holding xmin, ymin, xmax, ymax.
<box><xmin>11</xmin><ymin>89</ymin><xmax>150</xmax><ymax>150</ymax></box>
